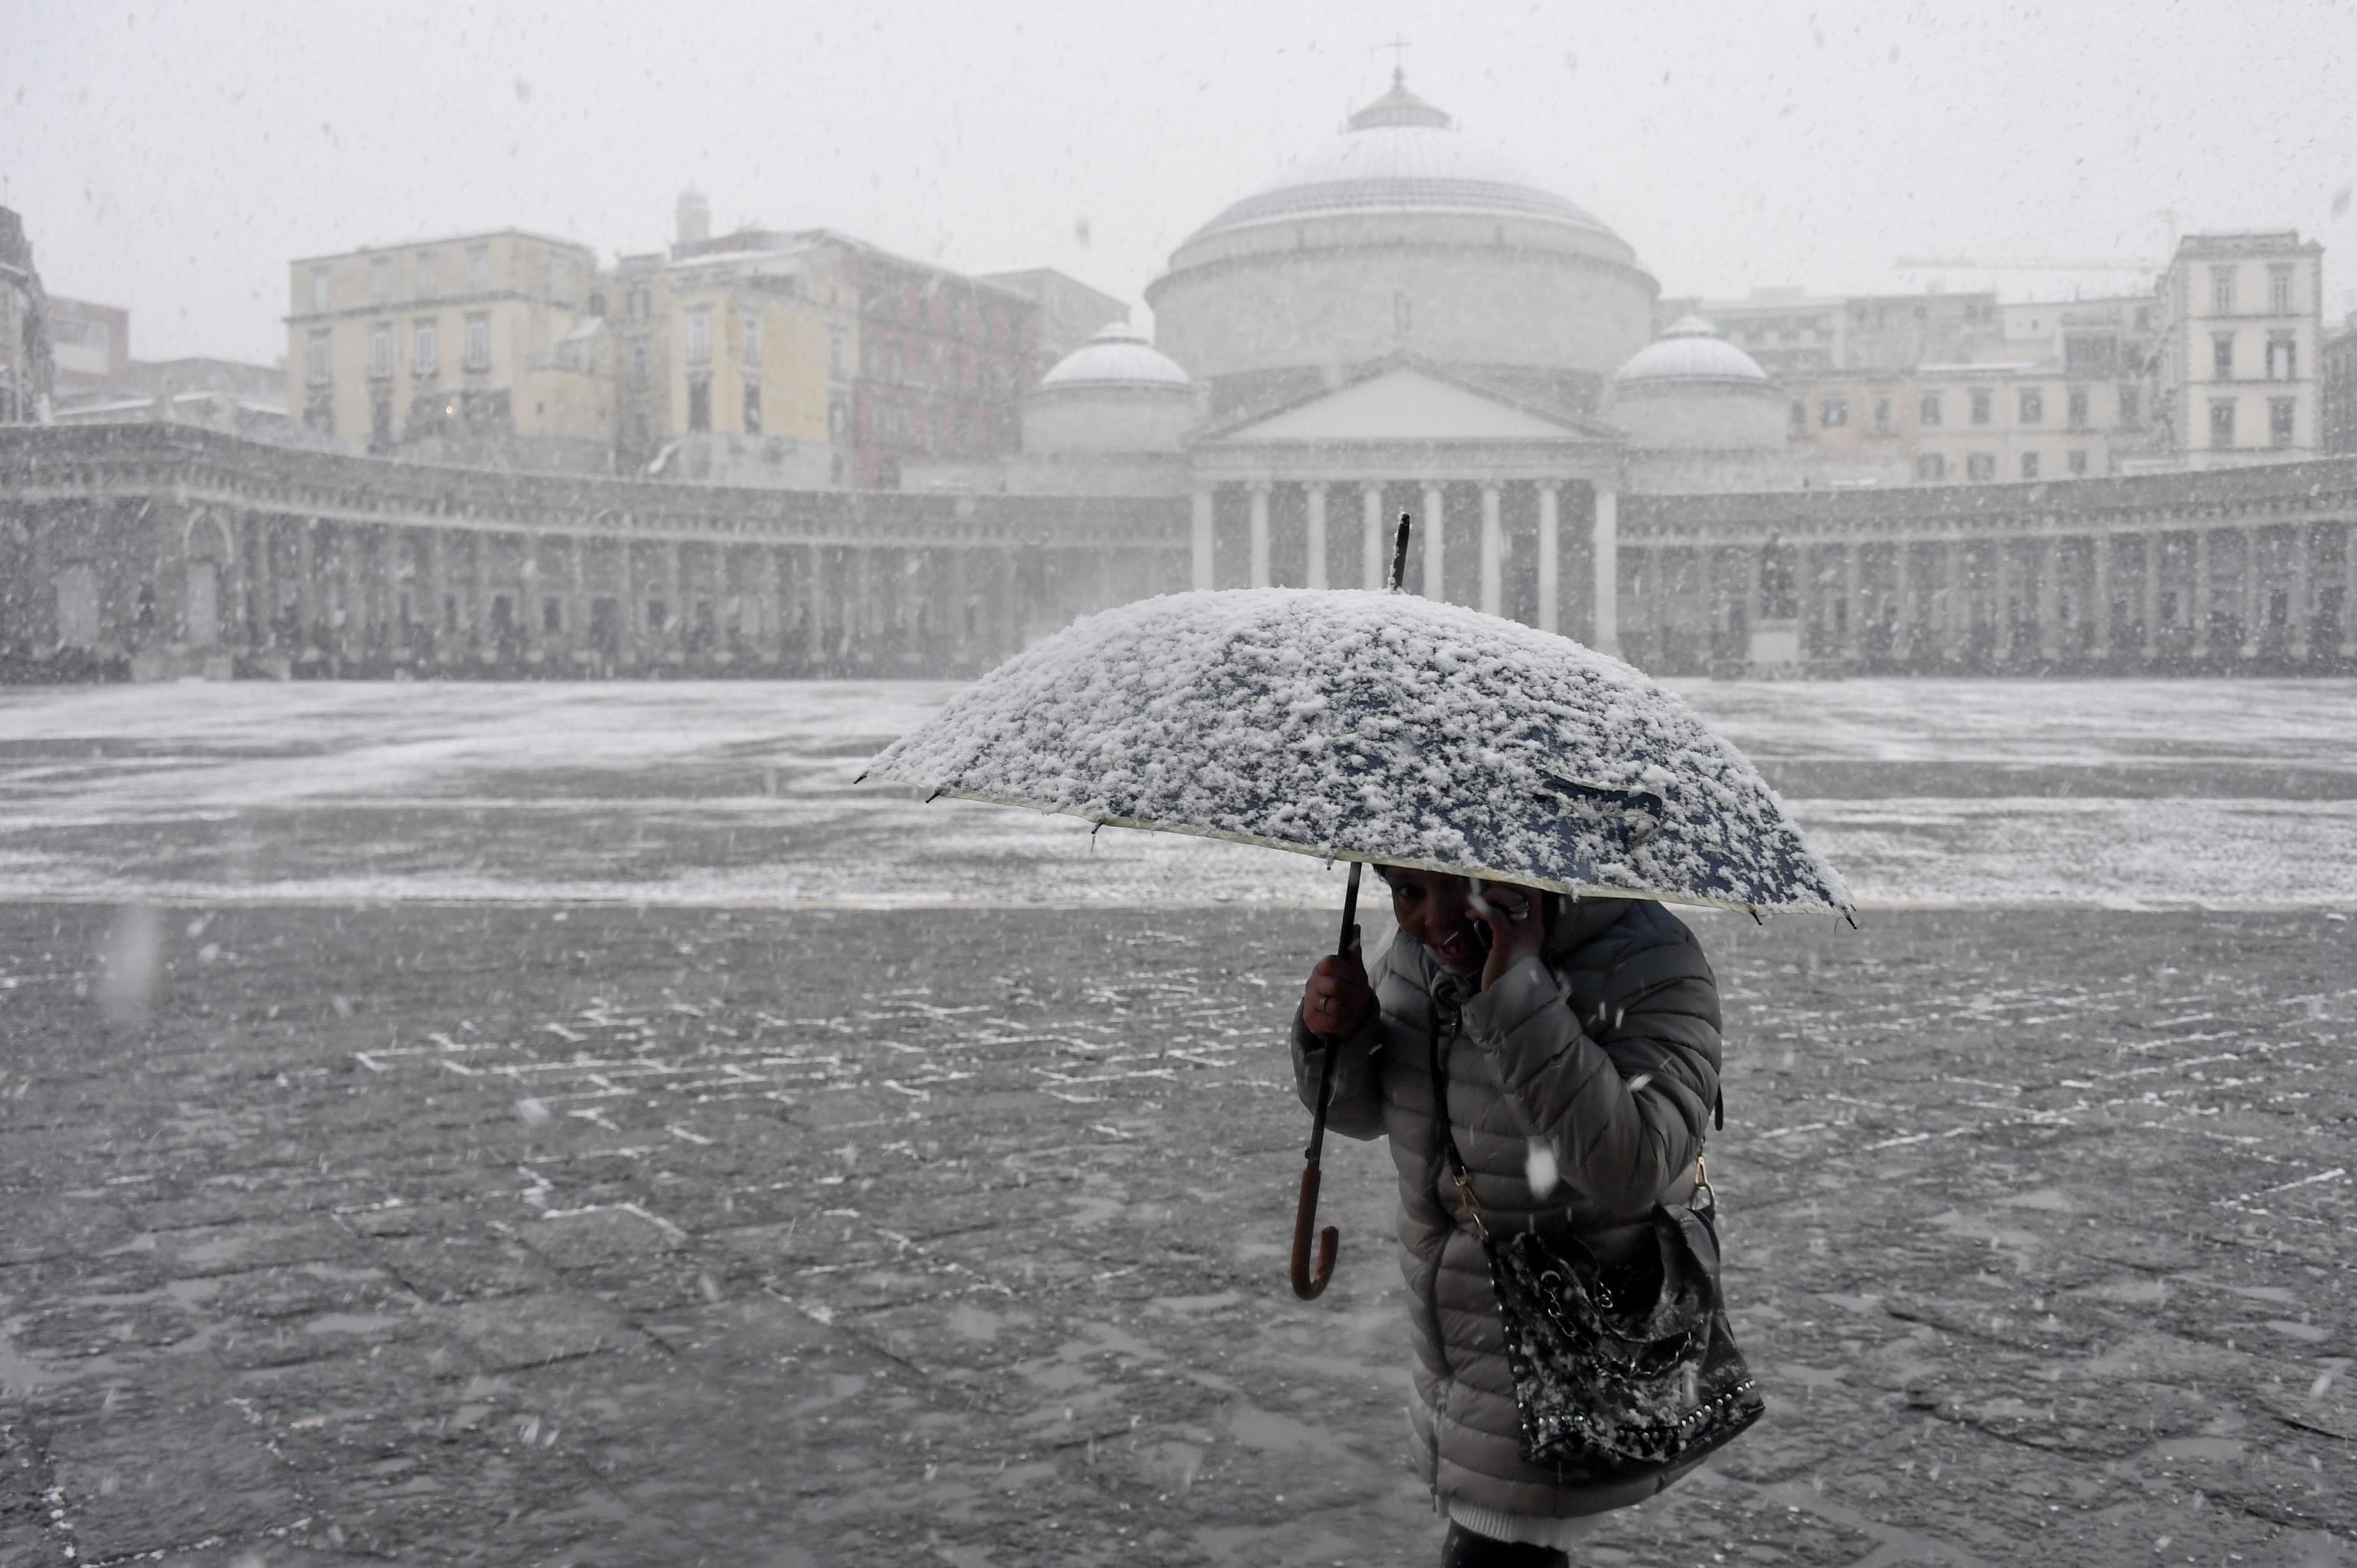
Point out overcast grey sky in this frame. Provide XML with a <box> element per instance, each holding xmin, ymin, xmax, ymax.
<box><xmin>6</xmin><ymin>0</ymin><xmax>2355</xmax><ymax>365</ymax></box>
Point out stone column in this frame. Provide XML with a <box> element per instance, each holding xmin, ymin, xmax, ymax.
<box><xmin>1891</xmin><ymin>539</ymin><xmax>1914</xmax><ymax>664</ymax></box>
<box><xmin>2092</xmin><ymin>532</ymin><xmax>2113</xmax><ymax>660</ymax></box>
<box><xmin>1536</xmin><ymin>483</ymin><xmax>1561</xmax><ymax>634</ymax></box>
<box><xmin>473</xmin><ymin>531</ymin><xmax>496</xmax><ymax>659</ymax></box>
<box><xmin>2342</xmin><ymin>520</ymin><xmax>2357</xmax><ymax>657</ymax></box>
<box><xmin>252</xmin><ymin>516</ymin><xmax>275</xmax><ymax>648</ymax></box>
<box><xmin>1304</xmin><ymin>483</ymin><xmax>1328</xmax><ymax>591</ymax></box>
<box><xmin>1363</xmin><ymin>484</ymin><xmax>1386</xmax><ymax>589</ymax></box>
<box><xmin>806</xmin><ymin>542</ymin><xmax>827</xmax><ymax>667</ymax></box>
<box><xmin>2240</xmin><ymin>527</ymin><xmax>2263</xmax><ymax>658</ymax></box>
<box><xmin>342</xmin><ymin>524</ymin><xmax>367</xmax><ymax>660</ymax></box>
<box><xmin>1190</xmin><ymin>486</ymin><xmax>1214</xmax><ymax>591</ymax></box>
<box><xmin>519</xmin><ymin>535</ymin><xmax>541</xmax><ymax>661</ymax></box>
<box><xmin>1422</xmin><ymin>482</ymin><xmax>1446</xmax><ymax>602</ymax></box>
<box><xmin>2038</xmin><ymin>533</ymin><xmax>2061</xmax><ymax>662</ymax></box>
<box><xmin>1940</xmin><ymin>539</ymin><xmax>1963</xmax><ymax>662</ymax></box>
<box><xmin>2141</xmin><ymin>532</ymin><xmax>2161</xmax><ymax>660</ymax></box>
<box><xmin>1478</xmin><ymin>483</ymin><xmax>1504</xmax><ymax>616</ymax></box>
<box><xmin>664</xmin><ymin>539</ymin><xmax>684</xmax><ymax>657</ymax></box>
<box><xmin>297</xmin><ymin>519</ymin><xmax>320</xmax><ymax>651</ymax></box>
<box><xmin>2291</xmin><ymin>522</ymin><xmax>2312</xmax><ymax>662</ymax></box>
<box><xmin>1836</xmin><ymin>541</ymin><xmax>1859</xmax><ymax>663</ymax></box>
<box><xmin>617</xmin><ymin>535</ymin><xmax>637</xmax><ymax>664</ymax></box>
<box><xmin>760</xmin><ymin>545</ymin><xmax>783</xmax><ymax>664</ymax></box>
<box><xmin>424</xmin><ymin>529</ymin><xmax>447</xmax><ymax>660</ymax></box>
<box><xmin>1247</xmin><ymin>482</ymin><xmax>1271</xmax><ymax>589</ymax></box>
<box><xmin>1591</xmin><ymin>486</ymin><xmax>1619</xmax><ymax>657</ymax></box>
<box><xmin>2192</xmin><ymin>527</ymin><xmax>2212</xmax><ymax>660</ymax></box>
<box><xmin>564</xmin><ymin>534</ymin><xmax>586</xmax><ymax>666</ymax></box>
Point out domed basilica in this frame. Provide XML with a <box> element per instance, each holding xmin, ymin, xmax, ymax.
<box><xmin>940</xmin><ymin>71</ymin><xmax>1799</xmax><ymax>654</ymax></box>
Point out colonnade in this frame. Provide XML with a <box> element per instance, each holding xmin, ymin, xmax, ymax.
<box><xmin>1188</xmin><ymin>476</ymin><xmax>1618</xmax><ymax>652</ymax></box>
<box><xmin>203</xmin><ymin>516</ymin><xmax>1171</xmax><ymax>676</ymax></box>
<box><xmin>1618</xmin><ymin>519</ymin><xmax>2357</xmax><ymax>673</ymax></box>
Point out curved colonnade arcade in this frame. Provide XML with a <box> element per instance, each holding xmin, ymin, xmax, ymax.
<box><xmin>0</xmin><ymin>426</ymin><xmax>1186</xmax><ymax>680</ymax></box>
<box><xmin>1622</xmin><ymin>466</ymin><xmax>2357</xmax><ymax>675</ymax></box>
<box><xmin>3</xmin><ymin>424</ymin><xmax>2355</xmax><ymax>680</ymax></box>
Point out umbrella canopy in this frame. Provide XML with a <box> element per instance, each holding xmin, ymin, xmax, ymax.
<box><xmin>862</xmin><ymin>587</ymin><xmax>1851</xmax><ymax>917</ymax></box>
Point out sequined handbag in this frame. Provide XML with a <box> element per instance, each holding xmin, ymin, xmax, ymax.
<box><xmin>1431</xmin><ymin>1010</ymin><xmax>1765</xmax><ymax>1479</ymax></box>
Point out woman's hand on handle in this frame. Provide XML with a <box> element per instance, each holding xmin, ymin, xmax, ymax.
<box><xmin>1302</xmin><ymin>936</ymin><xmax>1373</xmax><ymax>1039</ymax></box>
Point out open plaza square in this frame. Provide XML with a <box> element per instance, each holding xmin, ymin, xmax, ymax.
<box><xmin>0</xmin><ymin>678</ymin><xmax>2351</xmax><ymax>1566</ymax></box>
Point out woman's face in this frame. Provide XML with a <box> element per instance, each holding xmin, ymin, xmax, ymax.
<box><xmin>1378</xmin><ymin>868</ymin><xmax>1487</xmax><ymax>977</ymax></box>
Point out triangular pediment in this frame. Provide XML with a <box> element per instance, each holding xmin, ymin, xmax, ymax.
<box><xmin>1209</xmin><ymin>365</ymin><xmax>1605</xmax><ymax>445</ymax></box>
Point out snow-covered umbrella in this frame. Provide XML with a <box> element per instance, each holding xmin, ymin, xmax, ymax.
<box><xmin>861</xmin><ymin>522</ymin><xmax>1851</xmax><ymax>1296</ymax></box>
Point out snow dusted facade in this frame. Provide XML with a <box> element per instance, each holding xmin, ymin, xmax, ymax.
<box><xmin>5</xmin><ymin>74</ymin><xmax>2355</xmax><ymax>679</ymax></box>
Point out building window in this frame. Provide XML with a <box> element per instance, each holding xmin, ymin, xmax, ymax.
<box><xmin>2118</xmin><ymin>385</ymin><xmax>2141</xmax><ymax>424</ymax></box>
<box><xmin>742</xmin><ymin>378</ymin><xmax>762</xmax><ymax>435</ymax></box>
<box><xmin>645</xmin><ymin>598</ymin><xmax>667</xmax><ymax>634</ymax></box>
<box><xmin>2019</xmin><ymin>388</ymin><xmax>2044</xmax><ymax>424</ymax></box>
<box><xmin>629</xmin><ymin>341</ymin><xmax>648</xmax><ymax>389</ymax></box>
<box><xmin>1967</xmin><ymin>453</ymin><xmax>1996</xmax><ymax>481</ymax></box>
<box><xmin>829</xmin><ymin>328</ymin><xmax>849</xmax><ymax>380</ymax></box>
<box><xmin>2266</xmin><ymin>334</ymin><xmax>2296</xmax><ymax>380</ymax></box>
<box><xmin>466</xmin><ymin>245</ymin><xmax>489</xmax><ymax>292</ymax></box>
<box><xmin>407</xmin><ymin>320</ymin><xmax>437</xmax><ymax>378</ymax></box>
<box><xmin>685</xmin><ymin>306</ymin><xmax>712</xmax><ymax>365</ymax></box>
<box><xmin>306</xmin><ymin>328</ymin><xmax>332</xmax><ymax>386</ymax></box>
<box><xmin>2211</xmin><ymin>266</ymin><xmax>2236</xmax><ymax>314</ymax></box>
<box><xmin>627</xmin><ymin>285</ymin><xmax>648</xmax><ymax>323</ymax></box>
<box><xmin>1820</xmin><ymin>397</ymin><xmax>1848</xmax><ymax>428</ymax></box>
<box><xmin>2269</xmin><ymin>265</ymin><xmax>2293</xmax><ymax>314</ymax></box>
<box><xmin>309</xmin><ymin>265</ymin><xmax>330</xmax><ymax>314</ymax></box>
<box><xmin>2271</xmin><ymin>397</ymin><xmax>2296</xmax><ymax>448</ymax></box>
<box><xmin>1919</xmin><ymin>392</ymin><xmax>1943</xmax><ymax>426</ymax></box>
<box><xmin>2210</xmin><ymin>399</ymin><xmax>2236</xmax><ymax>448</ymax></box>
<box><xmin>368</xmin><ymin>323</ymin><xmax>392</xmax><ymax>378</ymax></box>
<box><xmin>1970</xmin><ymin>389</ymin><xmax>1992</xmax><ymax>425</ymax></box>
<box><xmin>464</xmin><ymin>313</ymin><xmax>490</xmax><ymax>371</ymax></box>
<box><xmin>687</xmin><ymin>372</ymin><xmax>711</xmax><ymax>432</ymax></box>
<box><xmin>548</xmin><ymin>253</ymin><xmax>572</xmax><ymax>305</ymax></box>
<box><xmin>2066</xmin><ymin>387</ymin><xmax>2088</xmax><ymax>430</ymax></box>
<box><xmin>1915</xmin><ymin>453</ymin><xmax>1947</xmax><ymax>481</ymax></box>
<box><xmin>371</xmin><ymin>256</ymin><xmax>393</xmax><ymax>306</ymax></box>
<box><xmin>1788</xmin><ymin>399</ymin><xmax>1807</xmax><ymax>433</ymax></box>
<box><xmin>370</xmin><ymin>387</ymin><xmax>394</xmax><ymax>448</ymax></box>
<box><xmin>1871</xmin><ymin>396</ymin><xmax>1894</xmax><ymax>434</ymax></box>
<box><xmin>2213</xmin><ymin>334</ymin><xmax>2235</xmax><ymax>380</ymax></box>
<box><xmin>2068</xmin><ymin>449</ymin><xmax>2088</xmax><ymax>476</ymax></box>
<box><xmin>542</xmin><ymin>597</ymin><xmax>562</xmax><ymax>634</ymax></box>
<box><xmin>416</xmin><ymin>252</ymin><xmax>436</xmax><ymax>299</ymax></box>
<box><xmin>2020</xmin><ymin>451</ymin><xmax>2040</xmax><ymax>479</ymax></box>
<box><xmin>742</xmin><ymin>311</ymin><xmax>763</xmax><ymax>367</ymax></box>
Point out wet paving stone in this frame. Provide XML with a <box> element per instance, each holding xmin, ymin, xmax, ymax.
<box><xmin>0</xmin><ymin>901</ymin><xmax>2351</xmax><ymax>1564</ymax></box>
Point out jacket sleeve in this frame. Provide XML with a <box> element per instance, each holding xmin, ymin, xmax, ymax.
<box><xmin>1287</xmin><ymin>950</ymin><xmax>1390</xmax><ymax>1143</ymax></box>
<box><xmin>1457</xmin><ymin>914</ymin><xmax>1721</xmax><ymax>1212</ymax></box>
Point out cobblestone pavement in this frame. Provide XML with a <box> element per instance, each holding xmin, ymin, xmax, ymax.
<box><xmin>2</xmin><ymin>902</ymin><xmax>2352</xmax><ymax>1566</ymax></box>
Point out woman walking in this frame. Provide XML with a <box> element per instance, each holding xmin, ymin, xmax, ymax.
<box><xmin>1296</xmin><ymin>866</ymin><xmax>1724</xmax><ymax>1566</ymax></box>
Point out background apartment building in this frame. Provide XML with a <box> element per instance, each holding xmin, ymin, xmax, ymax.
<box><xmin>2150</xmin><ymin>232</ymin><xmax>2322</xmax><ymax>468</ymax></box>
<box><xmin>614</xmin><ymin>193</ymin><xmax>1060</xmax><ymax>489</ymax></box>
<box><xmin>285</xmin><ymin>230</ymin><xmax>613</xmax><ymax>471</ymax></box>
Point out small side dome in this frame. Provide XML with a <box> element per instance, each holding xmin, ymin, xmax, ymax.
<box><xmin>1038</xmin><ymin>324</ymin><xmax>1192</xmax><ymax>390</ymax></box>
<box><xmin>1611</xmin><ymin>317</ymin><xmax>1770</xmax><ymax>391</ymax></box>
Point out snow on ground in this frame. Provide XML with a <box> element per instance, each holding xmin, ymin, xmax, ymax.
<box><xmin>2</xmin><ymin>677</ymin><xmax>2352</xmax><ymax>909</ymax></box>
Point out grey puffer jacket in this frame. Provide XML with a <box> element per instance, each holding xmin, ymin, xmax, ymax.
<box><xmin>1290</xmin><ymin>894</ymin><xmax>1722</xmax><ymax>1520</ymax></box>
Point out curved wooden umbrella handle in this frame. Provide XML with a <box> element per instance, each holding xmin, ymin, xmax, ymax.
<box><xmin>1291</xmin><ymin>1167</ymin><xmax>1338</xmax><ymax>1299</ymax></box>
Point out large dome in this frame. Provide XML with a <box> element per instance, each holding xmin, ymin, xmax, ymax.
<box><xmin>1037</xmin><ymin>324</ymin><xmax>1192</xmax><ymax>390</ymax></box>
<box><xmin>1148</xmin><ymin>73</ymin><xmax>1656</xmax><ymax>417</ymax></box>
<box><xmin>1613</xmin><ymin>317</ymin><xmax>1771</xmax><ymax>391</ymax></box>
<box><xmin>1187</xmin><ymin>76</ymin><xmax>1616</xmax><ymax>246</ymax></box>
